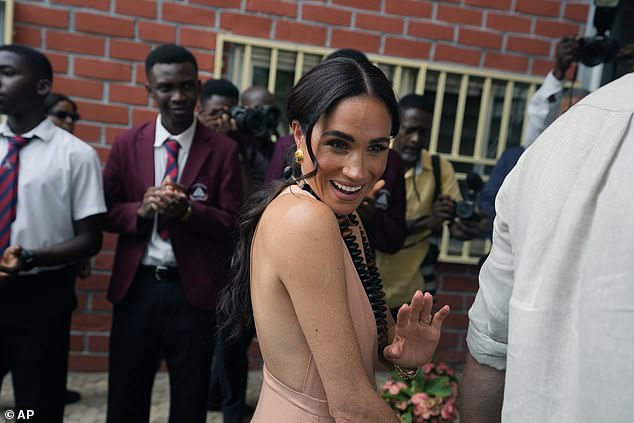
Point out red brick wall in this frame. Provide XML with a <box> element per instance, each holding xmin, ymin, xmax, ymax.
<box><xmin>11</xmin><ymin>0</ymin><xmax>588</xmax><ymax>370</ymax></box>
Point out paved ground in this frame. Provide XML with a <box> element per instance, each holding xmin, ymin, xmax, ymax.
<box><xmin>0</xmin><ymin>371</ymin><xmax>392</xmax><ymax>423</ymax></box>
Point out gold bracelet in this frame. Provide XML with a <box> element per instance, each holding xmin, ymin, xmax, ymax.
<box><xmin>394</xmin><ymin>364</ymin><xmax>419</xmax><ymax>381</ymax></box>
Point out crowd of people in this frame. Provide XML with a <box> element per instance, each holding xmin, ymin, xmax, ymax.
<box><xmin>0</xmin><ymin>34</ymin><xmax>632</xmax><ymax>423</ymax></box>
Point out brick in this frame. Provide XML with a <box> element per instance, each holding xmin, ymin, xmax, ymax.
<box><xmin>76</xmin><ymin>293</ymin><xmax>88</xmax><ymax>311</ymax></box>
<box><xmin>103</xmin><ymin>232</ymin><xmax>118</xmax><ymax>250</ymax></box>
<box><xmin>192</xmin><ymin>51</ymin><xmax>214</xmax><ymax>73</ymax></box>
<box><xmin>564</xmin><ymin>3</ymin><xmax>589</xmax><ymax>23</ymax></box>
<box><xmin>94</xmin><ymin>252</ymin><xmax>115</xmax><ymax>270</ymax></box>
<box><xmin>105</xmin><ymin>127</ymin><xmax>128</xmax><ymax>146</ymax></box>
<box><xmin>88</xmin><ymin>334</ymin><xmax>110</xmax><ymax>352</ymax></box>
<box><xmin>463</xmin><ymin>293</ymin><xmax>476</xmax><ymax>310</ymax></box>
<box><xmin>384</xmin><ymin>37</ymin><xmax>431</xmax><ymax>60</ymax></box>
<box><xmin>485</xmin><ymin>52</ymin><xmax>529</xmax><ymax>73</ymax></box>
<box><xmin>180</xmin><ymin>28</ymin><xmax>217</xmax><ymax>50</ymax></box>
<box><xmin>115</xmin><ymin>0</ymin><xmax>157</xmax><ymax>19</ymax></box>
<box><xmin>458</xmin><ymin>28</ymin><xmax>502</xmax><ymax>49</ymax></box>
<box><xmin>91</xmin><ymin>294</ymin><xmax>113</xmax><ymax>312</ymax></box>
<box><xmin>507</xmin><ymin>35</ymin><xmax>551</xmax><ymax>56</ymax></box>
<box><xmin>46</xmin><ymin>31</ymin><xmax>105</xmax><ymax>56</ymax></box>
<box><xmin>75</xmin><ymin>58</ymin><xmax>132</xmax><ymax>82</ymax></box>
<box><xmin>437</xmin><ymin>5</ymin><xmax>483</xmax><ymax>27</ymax></box>
<box><xmin>515</xmin><ymin>0</ymin><xmax>560</xmax><ymax>18</ymax></box>
<box><xmin>52</xmin><ymin>0</ymin><xmax>109</xmax><ymax>10</ymax></box>
<box><xmin>70</xmin><ymin>334</ymin><xmax>85</xmax><ymax>352</ymax></box>
<box><xmin>464</xmin><ymin>0</ymin><xmax>511</xmax><ymax>10</ymax></box>
<box><xmin>15</xmin><ymin>3</ymin><xmax>69</xmax><ymax>28</ymax></box>
<box><xmin>109</xmin><ymin>84</ymin><xmax>149</xmax><ymax>106</ymax></box>
<box><xmin>133</xmin><ymin>108</ymin><xmax>159</xmax><ymax>125</ymax></box>
<box><xmin>69</xmin><ymin>353</ymin><xmax>109</xmax><ymax>372</ymax></box>
<box><xmin>534</xmin><ymin>19</ymin><xmax>580</xmax><ymax>39</ymax></box>
<box><xmin>275</xmin><ymin>22</ymin><xmax>327</xmax><ymax>46</ymax></box>
<box><xmin>333</xmin><ymin>0</ymin><xmax>381</xmax><ymax>12</ymax></box>
<box><xmin>331</xmin><ymin>29</ymin><xmax>381</xmax><ymax>53</ymax></box>
<box><xmin>139</xmin><ymin>22</ymin><xmax>177</xmax><ymax>43</ymax></box>
<box><xmin>162</xmin><ymin>3</ymin><xmax>216</xmax><ymax>26</ymax></box>
<box><xmin>487</xmin><ymin>12</ymin><xmax>532</xmax><ymax>33</ymax></box>
<box><xmin>246</xmin><ymin>0</ymin><xmax>297</xmax><ymax>18</ymax></box>
<box><xmin>385</xmin><ymin>0</ymin><xmax>432</xmax><ymax>19</ymax></box>
<box><xmin>110</xmin><ymin>40</ymin><xmax>152</xmax><ymax>62</ymax></box>
<box><xmin>14</xmin><ymin>25</ymin><xmax>41</xmax><ymax>48</ymax></box>
<box><xmin>191</xmin><ymin>0</ymin><xmax>241</xmax><ymax>7</ymax></box>
<box><xmin>356</xmin><ymin>13</ymin><xmax>404</xmax><ymax>35</ymax></box>
<box><xmin>440</xmin><ymin>274</ymin><xmax>478</xmax><ymax>292</ymax></box>
<box><xmin>438</xmin><ymin>331</ymin><xmax>461</xmax><ymax>348</ymax></box>
<box><xmin>76</xmin><ymin>274</ymin><xmax>110</xmax><ymax>291</ymax></box>
<box><xmin>48</xmin><ymin>53</ymin><xmax>68</xmax><ymax>73</ymax></box>
<box><xmin>53</xmin><ymin>76</ymin><xmax>103</xmax><ymax>100</ymax></box>
<box><xmin>94</xmin><ymin>145</ymin><xmax>111</xmax><ymax>163</ymax></box>
<box><xmin>75</xmin><ymin>12</ymin><xmax>135</xmax><ymax>38</ymax></box>
<box><xmin>301</xmin><ymin>4</ymin><xmax>352</xmax><ymax>27</ymax></box>
<box><xmin>71</xmin><ymin>312</ymin><xmax>112</xmax><ymax>331</ymax></box>
<box><xmin>76</xmin><ymin>101</ymin><xmax>129</xmax><ymax>125</ymax></box>
<box><xmin>445</xmin><ymin>313</ymin><xmax>468</xmax><ymax>329</ymax></box>
<box><xmin>436</xmin><ymin>350</ymin><xmax>466</xmax><ymax>365</ymax></box>
<box><xmin>434</xmin><ymin>293</ymin><xmax>464</xmax><ymax>311</ymax></box>
<box><xmin>136</xmin><ymin>63</ymin><xmax>148</xmax><ymax>84</ymax></box>
<box><xmin>434</xmin><ymin>44</ymin><xmax>481</xmax><ymax>67</ymax></box>
<box><xmin>531</xmin><ymin>57</ymin><xmax>554</xmax><ymax>76</ymax></box>
<box><xmin>408</xmin><ymin>21</ymin><xmax>454</xmax><ymax>41</ymax></box>
<box><xmin>220</xmin><ymin>12</ymin><xmax>272</xmax><ymax>38</ymax></box>
<box><xmin>74</xmin><ymin>123</ymin><xmax>101</xmax><ymax>143</ymax></box>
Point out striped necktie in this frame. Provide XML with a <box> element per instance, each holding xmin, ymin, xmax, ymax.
<box><xmin>158</xmin><ymin>139</ymin><xmax>180</xmax><ymax>240</ymax></box>
<box><xmin>0</xmin><ymin>136</ymin><xmax>30</xmax><ymax>253</ymax></box>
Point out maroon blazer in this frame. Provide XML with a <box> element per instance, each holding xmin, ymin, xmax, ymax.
<box><xmin>103</xmin><ymin>120</ymin><xmax>242</xmax><ymax>310</ymax></box>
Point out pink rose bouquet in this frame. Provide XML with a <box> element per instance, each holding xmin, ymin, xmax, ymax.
<box><xmin>380</xmin><ymin>360</ymin><xmax>459</xmax><ymax>423</ymax></box>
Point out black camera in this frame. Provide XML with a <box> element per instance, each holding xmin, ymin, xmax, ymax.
<box><xmin>230</xmin><ymin>105</ymin><xmax>281</xmax><ymax>138</ymax></box>
<box><xmin>578</xmin><ymin>36</ymin><xmax>620</xmax><ymax>67</ymax></box>
<box><xmin>455</xmin><ymin>172</ymin><xmax>484</xmax><ymax>221</ymax></box>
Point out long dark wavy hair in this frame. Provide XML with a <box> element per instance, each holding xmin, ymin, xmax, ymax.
<box><xmin>217</xmin><ymin>57</ymin><xmax>400</xmax><ymax>338</ymax></box>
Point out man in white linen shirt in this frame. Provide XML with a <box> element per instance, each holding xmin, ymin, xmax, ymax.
<box><xmin>461</xmin><ymin>71</ymin><xmax>634</xmax><ymax>423</ymax></box>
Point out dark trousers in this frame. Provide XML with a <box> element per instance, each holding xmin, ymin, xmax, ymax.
<box><xmin>107</xmin><ymin>268</ymin><xmax>216</xmax><ymax>423</ymax></box>
<box><xmin>0</xmin><ymin>267</ymin><xmax>76</xmax><ymax>423</ymax></box>
<box><xmin>209</xmin><ymin>328</ymin><xmax>253</xmax><ymax>422</ymax></box>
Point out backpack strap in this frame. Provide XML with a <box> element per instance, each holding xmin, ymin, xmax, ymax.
<box><xmin>432</xmin><ymin>154</ymin><xmax>442</xmax><ymax>201</ymax></box>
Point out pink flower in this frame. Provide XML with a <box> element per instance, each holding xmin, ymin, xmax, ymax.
<box><xmin>410</xmin><ymin>392</ymin><xmax>429</xmax><ymax>405</ymax></box>
<box><xmin>387</xmin><ymin>381</ymin><xmax>407</xmax><ymax>395</ymax></box>
<box><xmin>437</xmin><ymin>362</ymin><xmax>454</xmax><ymax>375</ymax></box>
<box><xmin>441</xmin><ymin>398</ymin><xmax>458</xmax><ymax>420</ymax></box>
<box><xmin>423</xmin><ymin>363</ymin><xmax>435</xmax><ymax>374</ymax></box>
<box><xmin>394</xmin><ymin>400</ymin><xmax>408</xmax><ymax>411</ymax></box>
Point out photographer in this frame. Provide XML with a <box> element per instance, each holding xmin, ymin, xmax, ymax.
<box><xmin>198</xmin><ymin>79</ymin><xmax>273</xmax><ymax>196</ymax></box>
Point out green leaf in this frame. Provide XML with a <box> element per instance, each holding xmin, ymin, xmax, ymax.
<box><xmin>425</xmin><ymin>375</ymin><xmax>453</xmax><ymax>397</ymax></box>
<box><xmin>383</xmin><ymin>392</ymin><xmax>409</xmax><ymax>402</ymax></box>
<box><xmin>414</xmin><ymin>366</ymin><xmax>426</xmax><ymax>387</ymax></box>
<box><xmin>402</xmin><ymin>411</ymin><xmax>412</xmax><ymax>423</ymax></box>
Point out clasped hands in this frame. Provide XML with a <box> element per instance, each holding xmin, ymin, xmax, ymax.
<box><xmin>138</xmin><ymin>176</ymin><xmax>189</xmax><ymax>220</ymax></box>
<box><xmin>0</xmin><ymin>245</ymin><xmax>23</xmax><ymax>281</ymax></box>
<box><xmin>383</xmin><ymin>290</ymin><xmax>450</xmax><ymax>369</ymax></box>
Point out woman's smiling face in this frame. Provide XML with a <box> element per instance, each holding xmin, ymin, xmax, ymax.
<box><xmin>294</xmin><ymin>94</ymin><xmax>392</xmax><ymax>216</ymax></box>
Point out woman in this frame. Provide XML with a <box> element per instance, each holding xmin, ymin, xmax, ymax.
<box><xmin>45</xmin><ymin>93</ymin><xmax>80</xmax><ymax>134</ymax></box>
<box><xmin>218</xmin><ymin>58</ymin><xmax>450</xmax><ymax>422</ymax></box>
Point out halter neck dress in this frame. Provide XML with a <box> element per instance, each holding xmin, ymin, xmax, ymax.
<box><xmin>250</xmin><ymin>187</ymin><xmax>378</xmax><ymax>422</ymax></box>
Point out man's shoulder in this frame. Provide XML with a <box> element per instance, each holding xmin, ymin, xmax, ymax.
<box><xmin>50</xmin><ymin>127</ymin><xmax>98</xmax><ymax>159</ymax></box>
<box><xmin>113</xmin><ymin>121</ymin><xmax>154</xmax><ymax>145</ymax></box>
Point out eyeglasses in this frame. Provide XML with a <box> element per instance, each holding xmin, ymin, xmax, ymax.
<box><xmin>48</xmin><ymin>111</ymin><xmax>80</xmax><ymax>122</ymax></box>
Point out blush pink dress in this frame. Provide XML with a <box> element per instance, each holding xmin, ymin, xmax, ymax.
<box><xmin>250</xmin><ymin>188</ymin><xmax>378</xmax><ymax>422</ymax></box>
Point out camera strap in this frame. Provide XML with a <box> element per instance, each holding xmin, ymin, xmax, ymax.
<box><xmin>432</xmin><ymin>154</ymin><xmax>442</xmax><ymax>201</ymax></box>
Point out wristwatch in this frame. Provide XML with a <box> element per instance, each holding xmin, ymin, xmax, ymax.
<box><xmin>20</xmin><ymin>249</ymin><xmax>38</xmax><ymax>272</ymax></box>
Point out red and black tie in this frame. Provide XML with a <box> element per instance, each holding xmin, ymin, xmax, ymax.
<box><xmin>157</xmin><ymin>139</ymin><xmax>180</xmax><ymax>240</ymax></box>
<box><xmin>0</xmin><ymin>136</ymin><xmax>30</xmax><ymax>253</ymax></box>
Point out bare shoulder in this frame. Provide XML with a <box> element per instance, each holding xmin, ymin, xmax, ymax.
<box><xmin>258</xmin><ymin>187</ymin><xmax>343</xmax><ymax>271</ymax></box>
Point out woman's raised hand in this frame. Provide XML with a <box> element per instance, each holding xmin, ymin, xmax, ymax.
<box><xmin>383</xmin><ymin>290</ymin><xmax>450</xmax><ymax>368</ymax></box>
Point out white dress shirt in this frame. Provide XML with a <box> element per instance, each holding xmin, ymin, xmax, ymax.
<box><xmin>522</xmin><ymin>71</ymin><xmax>563</xmax><ymax>148</ymax></box>
<box><xmin>0</xmin><ymin>118</ymin><xmax>106</xmax><ymax>272</ymax></box>
<box><xmin>468</xmin><ymin>73</ymin><xmax>634</xmax><ymax>422</ymax></box>
<box><xmin>141</xmin><ymin>115</ymin><xmax>195</xmax><ymax>267</ymax></box>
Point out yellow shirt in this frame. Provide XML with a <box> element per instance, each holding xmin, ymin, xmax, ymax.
<box><xmin>376</xmin><ymin>150</ymin><xmax>462</xmax><ymax>308</ymax></box>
